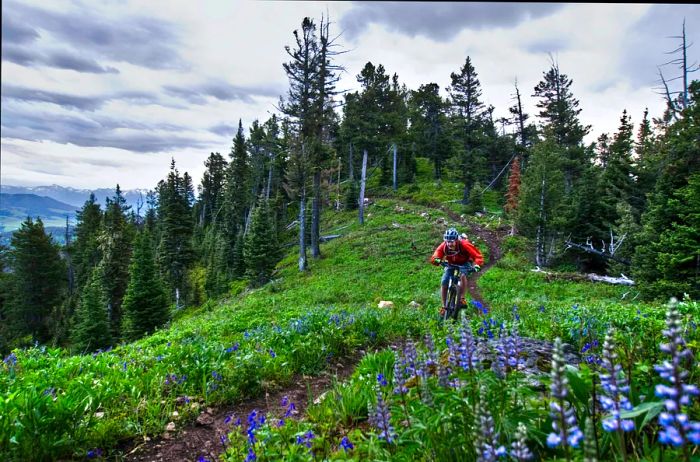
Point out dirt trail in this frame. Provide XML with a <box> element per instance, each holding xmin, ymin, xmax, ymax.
<box><xmin>121</xmin><ymin>354</ymin><xmax>362</xmax><ymax>462</ymax></box>
<box><xmin>438</xmin><ymin>206</ymin><xmax>508</xmax><ymax>310</ymax></box>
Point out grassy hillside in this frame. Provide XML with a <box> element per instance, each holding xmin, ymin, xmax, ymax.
<box><xmin>1</xmin><ymin>173</ymin><xmax>698</xmax><ymax>461</ymax></box>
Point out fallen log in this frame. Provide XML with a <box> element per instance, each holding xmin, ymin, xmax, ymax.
<box><xmin>531</xmin><ymin>267</ymin><xmax>635</xmax><ymax>285</ymax></box>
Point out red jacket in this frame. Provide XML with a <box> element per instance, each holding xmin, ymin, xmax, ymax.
<box><xmin>431</xmin><ymin>239</ymin><xmax>484</xmax><ymax>266</ymax></box>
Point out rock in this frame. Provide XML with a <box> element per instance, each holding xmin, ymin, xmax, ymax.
<box><xmin>165</xmin><ymin>422</ymin><xmax>176</xmax><ymax>432</ymax></box>
<box><xmin>94</xmin><ymin>412</ymin><xmax>105</xmax><ymax>419</ymax></box>
<box><xmin>392</xmin><ymin>222</ymin><xmax>402</xmax><ymax>228</ymax></box>
<box><xmin>196</xmin><ymin>412</ymin><xmax>214</xmax><ymax>426</ymax></box>
<box><xmin>378</xmin><ymin>300</ymin><xmax>394</xmax><ymax>309</ymax></box>
<box><xmin>408</xmin><ymin>301</ymin><xmax>421</xmax><ymax>308</ymax></box>
<box><xmin>172</xmin><ymin>411</ymin><xmax>179</xmax><ymax>418</ymax></box>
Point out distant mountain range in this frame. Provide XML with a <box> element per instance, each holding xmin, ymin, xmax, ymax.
<box><xmin>1</xmin><ymin>185</ymin><xmax>148</xmax><ymax>209</ymax></box>
<box><xmin>0</xmin><ymin>185</ymin><xmax>149</xmax><ymax>236</ymax></box>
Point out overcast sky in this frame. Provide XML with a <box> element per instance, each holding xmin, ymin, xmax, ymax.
<box><xmin>1</xmin><ymin>1</ymin><xmax>698</xmax><ymax>191</ymax></box>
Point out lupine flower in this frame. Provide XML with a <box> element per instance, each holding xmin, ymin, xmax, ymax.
<box><xmin>495</xmin><ymin>326</ymin><xmax>524</xmax><ymax>375</ymax></box>
<box><xmin>393</xmin><ymin>351</ymin><xmax>408</xmax><ymax>395</ymax></box>
<box><xmin>474</xmin><ymin>391</ymin><xmax>506</xmax><ymax>461</ymax></box>
<box><xmin>198</xmin><ymin>456</ymin><xmax>211</xmax><ymax>462</ymax></box>
<box><xmin>372</xmin><ymin>388</ymin><xmax>395</xmax><ymax>443</ymax></box>
<box><xmin>225</xmin><ymin>343</ymin><xmax>239</xmax><ymax>353</ymax></box>
<box><xmin>539</xmin><ymin>305</ymin><xmax>546</xmax><ymax>313</ymax></box>
<box><xmin>296</xmin><ymin>430</ymin><xmax>315</xmax><ymax>448</ymax></box>
<box><xmin>654</xmin><ymin>298</ymin><xmax>700</xmax><ymax>449</ymax></box>
<box><xmin>281</xmin><ymin>396</ymin><xmax>289</xmax><ymax>407</ymax></box>
<box><xmin>284</xmin><ymin>402</ymin><xmax>296</xmax><ymax>418</ymax></box>
<box><xmin>437</xmin><ymin>361</ymin><xmax>452</xmax><ymax>388</ymax></box>
<box><xmin>548</xmin><ymin>338</ymin><xmax>584</xmax><ymax>449</ymax></box>
<box><xmin>3</xmin><ymin>352</ymin><xmax>18</xmax><ymax>366</ymax></box>
<box><xmin>420</xmin><ymin>374</ymin><xmax>433</xmax><ymax>406</ymax></box>
<box><xmin>220</xmin><ymin>434</ymin><xmax>229</xmax><ymax>446</ymax></box>
<box><xmin>377</xmin><ymin>373</ymin><xmax>388</xmax><ymax>387</ymax></box>
<box><xmin>599</xmin><ymin>330</ymin><xmax>634</xmax><ymax>433</ymax></box>
<box><xmin>510</xmin><ymin>422</ymin><xmax>533</xmax><ymax>461</ymax></box>
<box><xmin>512</xmin><ymin>305</ymin><xmax>521</xmax><ymax>322</ymax></box>
<box><xmin>87</xmin><ymin>448</ymin><xmax>103</xmax><ymax>459</ymax></box>
<box><xmin>340</xmin><ymin>436</ymin><xmax>354</xmax><ymax>451</ymax></box>
<box><xmin>424</xmin><ymin>333</ymin><xmax>438</xmax><ymax>370</ymax></box>
<box><xmin>403</xmin><ymin>339</ymin><xmax>419</xmax><ymax>378</ymax></box>
<box><xmin>244</xmin><ymin>447</ymin><xmax>256</xmax><ymax>462</ymax></box>
<box><xmin>459</xmin><ymin>318</ymin><xmax>478</xmax><ymax>371</ymax></box>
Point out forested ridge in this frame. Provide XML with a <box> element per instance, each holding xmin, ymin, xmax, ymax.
<box><xmin>0</xmin><ymin>16</ymin><xmax>698</xmax><ymax>462</ymax></box>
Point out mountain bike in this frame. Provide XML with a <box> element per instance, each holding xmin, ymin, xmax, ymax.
<box><xmin>440</xmin><ymin>261</ymin><xmax>476</xmax><ymax>322</ymax></box>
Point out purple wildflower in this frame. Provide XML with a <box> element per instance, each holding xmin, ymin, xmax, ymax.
<box><xmin>198</xmin><ymin>456</ymin><xmax>211</xmax><ymax>462</ymax></box>
<box><xmin>599</xmin><ymin>330</ymin><xmax>634</xmax><ymax>433</ymax></box>
<box><xmin>393</xmin><ymin>351</ymin><xmax>408</xmax><ymax>395</ymax></box>
<box><xmin>340</xmin><ymin>436</ymin><xmax>354</xmax><ymax>451</ymax></box>
<box><xmin>548</xmin><ymin>338</ymin><xmax>584</xmax><ymax>449</ymax></box>
<box><xmin>474</xmin><ymin>391</ymin><xmax>506</xmax><ymax>461</ymax></box>
<box><xmin>654</xmin><ymin>298</ymin><xmax>700</xmax><ymax>451</ymax></box>
<box><xmin>459</xmin><ymin>318</ymin><xmax>478</xmax><ymax>371</ymax></box>
<box><xmin>510</xmin><ymin>422</ymin><xmax>533</xmax><ymax>461</ymax></box>
<box><xmin>372</xmin><ymin>388</ymin><xmax>395</xmax><ymax>443</ymax></box>
<box><xmin>87</xmin><ymin>448</ymin><xmax>103</xmax><ymax>459</ymax></box>
<box><xmin>244</xmin><ymin>447</ymin><xmax>256</xmax><ymax>462</ymax></box>
<box><xmin>377</xmin><ymin>373</ymin><xmax>388</xmax><ymax>387</ymax></box>
<box><xmin>424</xmin><ymin>333</ymin><xmax>438</xmax><ymax>370</ymax></box>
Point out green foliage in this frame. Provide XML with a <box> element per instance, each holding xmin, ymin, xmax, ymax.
<box><xmin>121</xmin><ymin>231</ymin><xmax>170</xmax><ymax>341</ymax></box>
<box><xmin>71</xmin><ymin>269</ymin><xmax>112</xmax><ymax>353</ymax></box>
<box><xmin>244</xmin><ymin>199</ymin><xmax>279</xmax><ymax>287</ymax></box>
<box><xmin>6</xmin><ymin>217</ymin><xmax>66</xmax><ymax>345</ymax></box>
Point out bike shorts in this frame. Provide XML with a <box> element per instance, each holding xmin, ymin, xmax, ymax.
<box><xmin>441</xmin><ymin>264</ymin><xmax>472</xmax><ymax>286</ymax></box>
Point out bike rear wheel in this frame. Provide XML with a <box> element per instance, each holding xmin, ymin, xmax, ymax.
<box><xmin>445</xmin><ymin>286</ymin><xmax>459</xmax><ymax>321</ymax></box>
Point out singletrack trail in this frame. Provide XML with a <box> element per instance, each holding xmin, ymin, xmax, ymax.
<box><xmin>438</xmin><ymin>205</ymin><xmax>508</xmax><ymax>311</ymax></box>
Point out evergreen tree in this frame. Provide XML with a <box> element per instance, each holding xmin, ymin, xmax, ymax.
<box><xmin>156</xmin><ymin>160</ymin><xmax>195</xmax><ymax>303</ymax></box>
<box><xmin>6</xmin><ymin>218</ymin><xmax>66</xmax><ymax>344</ymax></box>
<box><xmin>632</xmin><ymin>108</ymin><xmax>659</xmax><ymax>216</ymax></box>
<box><xmin>0</xmin><ymin>245</ymin><xmax>11</xmax><ymax>353</ymax></box>
<box><xmin>244</xmin><ymin>199</ymin><xmax>279</xmax><ymax>287</ymax></box>
<box><xmin>71</xmin><ymin>268</ymin><xmax>112</xmax><ymax>353</ymax></box>
<box><xmin>223</xmin><ymin>120</ymin><xmax>251</xmax><ymax>272</ymax></box>
<box><xmin>633</xmin><ymin>81</ymin><xmax>700</xmax><ymax>299</ymax></box>
<box><xmin>72</xmin><ymin>193</ymin><xmax>103</xmax><ymax>290</ymax></box>
<box><xmin>99</xmin><ymin>185</ymin><xmax>135</xmax><ymax>339</ymax></box>
<box><xmin>532</xmin><ymin>61</ymin><xmax>591</xmax><ymax>191</ymax></box>
<box><xmin>121</xmin><ymin>231</ymin><xmax>170</xmax><ymax>341</ymax></box>
<box><xmin>516</xmin><ymin>140</ymin><xmax>566</xmax><ymax>267</ymax></box>
<box><xmin>231</xmin><ymin>229</ymin><xmax>246</xmax><ymax>277</ymax></box>
<box><xmin>448</xmin><ymin>56</ymin><xmax>488</xmax><ymax>202</ymax></box>
<box><xmin>600</xmin><ymin>110</ymin><xmax>635</xmax><ymax>228</ymax></box>
<box><xmin>198</xmin><ymin>152</ymin><xmax>228</xmax><ymax>228</ymax></box>
<box><xmin>408</xmin><ymin>83</ymin><xmax>452</xmax><ymax>180</ymax></box>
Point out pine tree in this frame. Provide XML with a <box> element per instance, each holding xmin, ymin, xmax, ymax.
<box><xmin>121</xmin><ymin>231</ymin><xmax>170</xmax><ymax>341</ymax></box>
<box><xmin>6</xmin><ymin>218</ymin><xmax>66</xmax><ymax>344</ymax></box>
<box><xmin>633</xmin><ymin>81</ymin><xmax>700</xmax><ymax>299</ymax></box>
<box><xmin>408</xmin><ymin>83</ymin><xmax>452</xmax><ymax>180</ymax></box>
<box><xmin>71</xmin><ymin>268</ymin><xmax>112</xmax><ymax>353</ymax></box>
<box><xmin>99</xmin><ymin>185</ymin><xmax>135</xmax><ymax>339</ymax></box>
<box><xmin>600</xmin><ymin>110</ymin><xmax>635</xmax><ymax>228</ymax></box>
<box><xmin>231</xmin><ymin>229</ymin><xmax>246</xmax><ymax>278</ymax></box>
<box><xmin>72</xmin><ymin>193</ymin><xmax>103</xmax><ymax>290</ymax></box>
<box><xmin>156</xmin><ymin>160</ymin><xmax>195</xmax><ymax>303</ymax></box>
<box><xmin>516</xmin><ymin>140</ymin><xmax>567</xmax><ymax>267</ymax></box>
<box><xmin>244</xmin><ymin>199</ymin><xmax>278</xmax><ymax>287</ymax></box>
<box><xmin>532</xmin><ymin>61</ymin><xmax>591</xmax><ymax>192</ymax></box>
<box><xmin>198</xmin><ymin>152</ymin><xmax>228</xmax><ymax>227</ymax></box>
<box><xmin>448</xmin><ymin>56</ymin><xmax>488</xmax><ymax>202</ymax></box>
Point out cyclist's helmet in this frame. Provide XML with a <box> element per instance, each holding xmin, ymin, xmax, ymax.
<box><xmin>443</xmin><ymin>228</ymin><xmax>459</xmax><ymax>242</ymax></box>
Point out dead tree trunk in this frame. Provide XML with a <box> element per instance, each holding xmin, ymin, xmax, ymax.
<box><xmin>311</xmin><ymin>170</ymin><xmax>321</xmax><ymax>259</ymax></box>
<box><xmin>298</xmin><ymin>186</ymin><xmax>307</xmax><ymax>271</ymax></box>
<box><xmin>359</xmin><ymin>149</ymin><xmax>368</xmax><ymax>225</ymax></box>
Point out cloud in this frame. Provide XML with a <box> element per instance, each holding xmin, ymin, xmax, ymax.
<box><xmin>3</xmin><ymin>0</ymin><xmax>187</xmax><ymax>71</ymax></box>
<box><xmin>340</xmin><ymin>2</ymin><xmax>564</xmax><ymax>42</ymax></box>
<box><xmin>163</xmin><ymin>80</ymin><xmax>283</xmax><ymax>105</ymax></box>
<box><xmin>1</xmin><ymin>105</ymin><xmax>209</xmax><ymax>153</ymax></box>
<box><xmin>2</xmin><ymin>84</ymin><xmax>106</xmax><ymax>111</ymax></box>
<box><xmin>1</xmin><ymin>12</ymin><xmax>39</xmax><ymax>43</ymax></box>
<box><xmin>621</xmin><ymin>4</ymin><xmax>700</xmax><ymax>89</ymax></box>
<box><xmin>208</xmin><ymin>123</ymin><xmax>237</xmax><ymax>137</ymax></box>
<box><xmin>524</xmin><ymin>37</ymin><xmax>571</xmax><ymax>54</ymax></box>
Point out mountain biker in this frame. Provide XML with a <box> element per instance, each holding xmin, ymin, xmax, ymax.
<box><xmin>430</xmin><ymin>228</ymin><xmax>484</xmax><ymax>316</ymax></box>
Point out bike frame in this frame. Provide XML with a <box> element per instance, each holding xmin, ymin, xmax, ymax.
<box><xmin>441</xmin><ymin>262</ymin><xmax>475</xmax><ymax>322</ymax></box>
